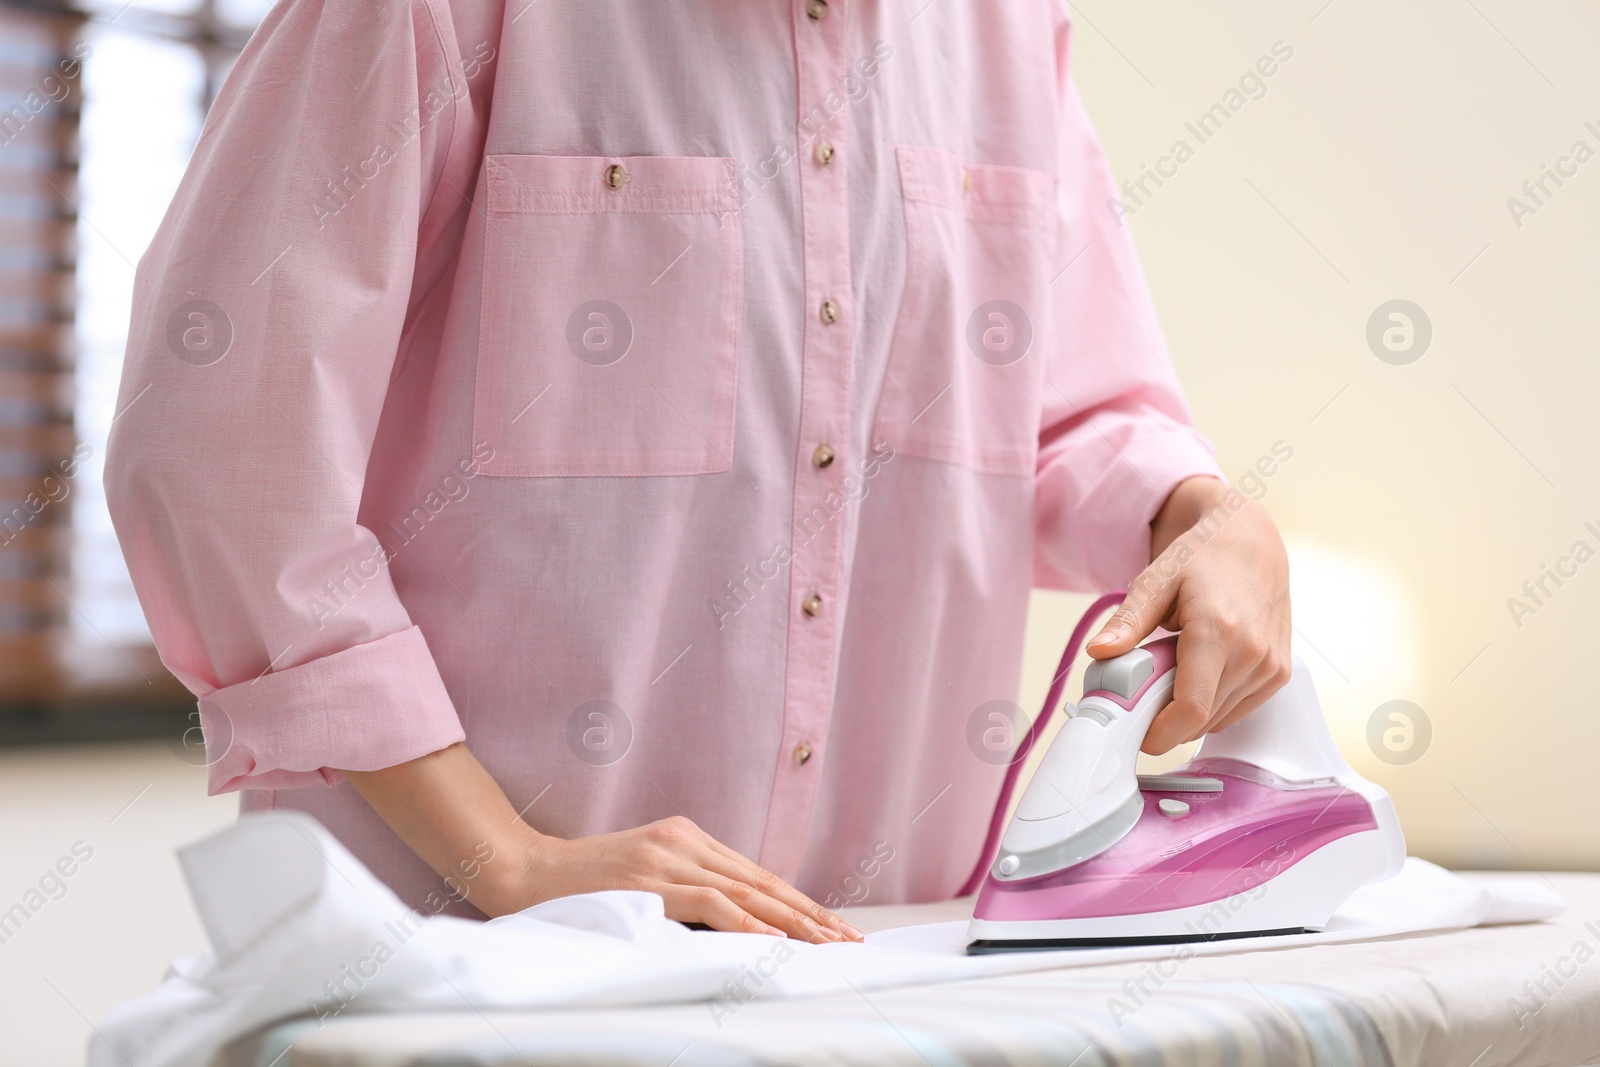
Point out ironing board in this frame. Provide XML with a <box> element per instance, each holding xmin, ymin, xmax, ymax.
<box><xmin>220</xmin><ymin>871</ymin><xmax>1600</xmax><ymax>1067</ymax></box>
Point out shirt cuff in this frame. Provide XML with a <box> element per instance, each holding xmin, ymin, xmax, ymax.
<box><xmin>197</xmin><ymin>625</ymin><xmax>466</xmax><ymax>795</ymax></box>
<box><xmin>1034</xmin><ymin>420</ymin><xmax>1226</xmax><ymax>592</ymax></box>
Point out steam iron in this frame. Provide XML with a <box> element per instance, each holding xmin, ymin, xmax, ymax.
<box><xmin>964</xmin><ymin>594</ymin><xmax>1406</xmax><ymax>953</ymax></box>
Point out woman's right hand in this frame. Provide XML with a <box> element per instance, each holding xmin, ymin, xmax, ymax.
<box><xmin>510</xmin><ymin>816</ymin><xmax>864</xmax><ymax>943</ymax></box>
<box><xmin>343</xmin><ymin>743</ymin><xmax>861</xmax><ymax>944</ymax></box>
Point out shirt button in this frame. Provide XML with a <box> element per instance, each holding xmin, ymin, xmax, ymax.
<box><xmin>962</xmin><ymin>168</ymin><xmax>973</xmax><ymax>192</ymax></box>
<box><xmin>819</xmin><ymin>298</ymin><xmax>840</xmax><ymax>324</ymax></box>
<box><xmin>802</xmin><ymin>593</ymin><xmax>824</xmax><ymax>617</ymax></box>
<box><xmin>815</xmin><ymin>141</ymin><xmax>835</xmax><ymax>166</ymax></box>
<box><xmin>806</xmin><ymin>0</ymin><xmax>828</xmax><ymax>20</ymax></box>
<box><xmin>812</xmin><ymin>444</ymin><xmax>835</xmax><ymax>469</ymax></box>
<box><xmin>604</xmin><ymin>164</ymin><xmax>629</xmax><ymax>189</ymax></box>
<box><xmin>794</xmin><ymin>742</ymin><xmax>814</xmax><ymax>765</ymax></box>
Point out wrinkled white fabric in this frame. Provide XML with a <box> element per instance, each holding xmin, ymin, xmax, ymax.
<box><xmin>89</xmin><ymin>813</ymin><xmax>1565</xmax><ymax>1067</ymax></box>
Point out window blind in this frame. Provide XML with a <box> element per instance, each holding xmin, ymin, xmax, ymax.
<box><xmin>0</xmin><ymin>2</ymin><xmax>84</xmax><ymax>701</ymax></box>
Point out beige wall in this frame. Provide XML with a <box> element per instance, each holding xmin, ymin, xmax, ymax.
<box><xmin>1022</xmin><ymin>0</ymin><xmax>1600</xmax><ymax>871</ymax></box>
<box><xmin>0</xmin><ymin>744</ymin><xmax>237</xmax><ymax>1066</ymax></box>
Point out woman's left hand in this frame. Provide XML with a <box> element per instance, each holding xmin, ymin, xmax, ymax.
<box><xmin>1085</xmin><ymin>475</ymin><xmax>1293</xmax><ymax>755</ymax></box>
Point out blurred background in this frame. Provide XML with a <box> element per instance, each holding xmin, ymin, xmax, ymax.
<box><xmin>1</xmin><ymin>0</ymin><xmax>1596</xmax><ymax>1062</ymax></box>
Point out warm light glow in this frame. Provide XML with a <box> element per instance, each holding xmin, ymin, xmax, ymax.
<box><xmin>1282</xmin><ymin>535</ymin><xmax>1427</xmax><ymax>760</ymax></box>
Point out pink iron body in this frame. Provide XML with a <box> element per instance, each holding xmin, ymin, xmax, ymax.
<box><xmin>965</xmin><ymin>603</ymin><xmax>1406</xmax><ymax>953</ymax></box>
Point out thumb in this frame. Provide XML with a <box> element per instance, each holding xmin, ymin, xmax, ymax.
<box><xmin>1086</xmin><ymin>575</ymin><xmax>1177</xmax><ymax>659</ymax></box>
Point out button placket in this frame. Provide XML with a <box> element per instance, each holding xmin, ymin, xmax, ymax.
<box><xmin>756</xmin><ymin>0</ymin><xmax>856</xmax><ymax>879</ymax></box>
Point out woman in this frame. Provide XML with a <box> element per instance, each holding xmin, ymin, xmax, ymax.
<box><xmin>106</xmin><ymin>0</ymin><xmax>1290</xmax><ymax>943</ymax></box>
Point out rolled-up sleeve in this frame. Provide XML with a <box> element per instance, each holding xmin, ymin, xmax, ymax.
<box><xmin>105</xmin><ymin>0</ymin><xmax>469</xmax><ymax>793</ymax></box>
<box><xmin>1034</xmin><ymin>18</ymin><xmax>1226</xmax><ymax>593</ymax></box>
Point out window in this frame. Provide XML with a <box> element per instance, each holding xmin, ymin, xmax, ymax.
<box><xmin>0</xmin><ymin>0</ymin><xmax>265</xmax><ymax>734</ymax></box>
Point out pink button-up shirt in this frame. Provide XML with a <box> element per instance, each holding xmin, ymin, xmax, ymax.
<box><xmin>106</xmin><ymin>0</ymin><xmax>1222</xmax><ymax>915</ymax></box>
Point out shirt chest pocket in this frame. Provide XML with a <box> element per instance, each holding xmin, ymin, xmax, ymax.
<box><xmin>873</xmin><ymin>145</ymin><xmax>1059</xmax><ymax>478</ymax></box>
<box><xmin>474</xmin><ymin>154</ymin><xmax>744</xmax><ymax>477</ymax></box>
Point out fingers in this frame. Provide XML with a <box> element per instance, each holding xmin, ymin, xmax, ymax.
<box><xmin>1180</xmin><ymin>595</ymin><xmax>1293</xmax><ymax>741</ymax></box>
<box><xmin>1204</xmin><ymin>676</ymin><xmax>1275</xmax><ymax>738</ymax></box>
<box><xmin>1087</xmin><ymin>562</ymin><xmax>1181</xmax><ymax>660</ymax></box>
<box><xmin>1150</xmin><ymin>609</ymin><xmax>1293</xmax><ymax>751</ymax></box>
<box><xmin>697</xmin><ymin>833</ymin><xmax>863</xmax><ymax>941</ymax></box>
<box><xmin>536</xmin><ymin>816</ymin><xmax>862</xmax><ymax>944</ymax></box>
<box><xmin>1201</xmin><ymin>641</ymin><xmax>1295</xmax><ymax>738</ymax></box>
<box><xmin>642</xmin><ymin>816</ymin><xmax>863</xmax><ymax>943</ymax></box>
<box><xmin>678</xmin><ymin>868</ymin><xmax>843</xmax><ymax>943</ymax></box>
<box><xmin>1143</xmin><ymin>628</ymin><xmax>1225</xmax><ymax>755</ymax></box>
<box><xmin>658</xmin><ymin>883</ymin><xmax>788</xmax><ymax>938</ymax></box>
<box><xmin>1171</xmin><ymin>648</ymin><xmax>1263</xmax><ymax>747</ymax></box>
